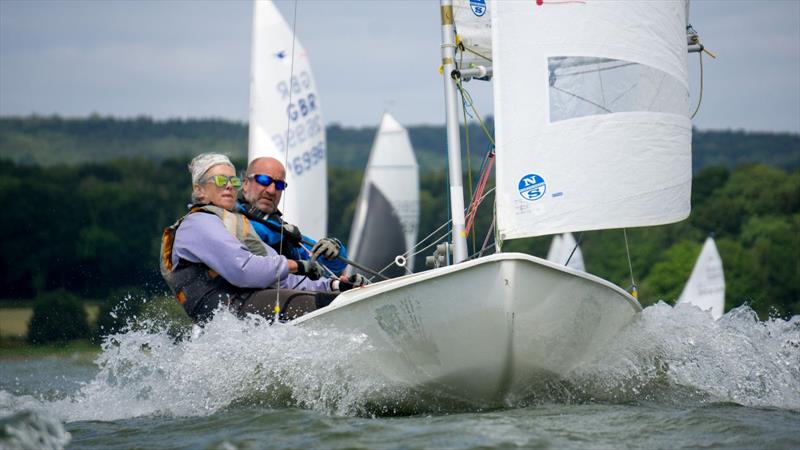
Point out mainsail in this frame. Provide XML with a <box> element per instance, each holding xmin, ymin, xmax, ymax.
<box><xmin>677</xmin><ymin>236</ymin><xmax>725</xmax><ymax>319</ymax></box>
<box><xmin>546</xmin><ymin>232</ymin><xmax>585</xmax><ymax>272</ymax></box>
<box><xmin>491</xmin><ymin>1</ymin><xmax>692</xmax><ymax>240</ymax></box>
<box><xmin>248</xmin><ymin>0</ymin><xmax>327</xmax><ymax>238</ymax></box>
<box><xmin>347</xmin><ymin>113</ymin><xmax>419</xmax><ymax>277</ymax></box>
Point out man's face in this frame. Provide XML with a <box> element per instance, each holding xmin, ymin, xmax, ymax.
<box><xmin>242</xmin><ymin>158</ymin><xmax>286</xmax><ymax>214</ymax></box>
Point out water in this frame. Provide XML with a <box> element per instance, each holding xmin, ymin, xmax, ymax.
<box><xmin>1</xmin><ymin>303</ymin><xmax>798</xmax><ymax>449</ymax></box>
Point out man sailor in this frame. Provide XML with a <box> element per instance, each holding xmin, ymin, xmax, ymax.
<box><xmin>238</xmin><ymin>156</ymin><xmax>369</xmax><ymax>288</ymax></box>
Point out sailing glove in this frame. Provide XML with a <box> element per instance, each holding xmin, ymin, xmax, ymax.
<box><xmin>280</xmin><ymin>222</ymin><xmax>303</xmax><ymax>244</ymax></box>
<box><xmin>337</xmin><ymin>273</ymin><xmax>371</xmax><ymax>292</ymax></box>
<box><xmin>295</xmin><ymin>260</ymin><xmax>323</xmax><ymax>280</ymax></box>
<box><xmin>311</xmin><ymin>238</ymin><xmax>342</xmax><ymax>260</ymax></box>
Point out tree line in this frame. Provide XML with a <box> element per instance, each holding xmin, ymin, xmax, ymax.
<box><xmin>2</xmin><ymin>115</ymin><xmax>798</xmax><ymax>173</ymax></box>
<box><xmin>0</xmin><ymin>155</ymin><xmax>797</xmax><ymax>319</ymax></box>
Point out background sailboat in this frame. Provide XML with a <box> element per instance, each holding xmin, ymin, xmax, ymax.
<box><xmin>546</xmin><ymin>233</ymin><xmax>585</xmax><ymax>272</ymax></box>
<box><xmin>676</xmin><ymin>236</ymin><xmax>726</xmax><ymax>319</ymax></box>
<box><xmin>248</xmin><ymin>0</ymin><xmax>327</xmax><ymax>238</ymax></box>
<box><xmin>347</xmin><ymin>113</ymin><xmax>419</xmax><ymax>278</ymax></box>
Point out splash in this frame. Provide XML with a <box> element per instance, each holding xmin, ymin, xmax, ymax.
<box><xmin>0</xmin><ymin>391</ymin><xmax>71</xmax><ymax>449</ymax></box>
<box><xmin>565</xmin><ymin>303</ymin><xmax>800</xmax><ymax>409</ymax></box>
<box><xmin>7</xmin><ymin>303</ymin><xmax>799</xmax><ymax>422</ymax></box>
<box><xmin>45</xmin><ymin>308</ymin><xmax>399</xmax><ymax>421</ymax></box>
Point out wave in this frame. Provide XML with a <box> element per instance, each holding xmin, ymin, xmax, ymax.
<box><xmin>4</xmin><ymin>303</ymin><xmax>798</xmax><ymax>421</ymax></box>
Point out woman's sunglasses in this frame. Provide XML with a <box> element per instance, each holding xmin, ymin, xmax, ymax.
<box><xmin>247</xmin><ymin>174</ymin><xmax>288</xmax><ymax>191</ymax></box>
<box><xmin>201</xmin><ymin>175</ymin><xmax>242</xmax><ymax>189</ymax></box>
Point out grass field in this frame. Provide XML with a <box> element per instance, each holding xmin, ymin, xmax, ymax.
<box><xmin>0</xmin><ymin>337</ymin><xmax>99</xmax><ymax>358</ymax></box>
<box><xmin>0</xmin><ymin>305</ymin><xmax>100</xmax><ymax>338</ymax></box>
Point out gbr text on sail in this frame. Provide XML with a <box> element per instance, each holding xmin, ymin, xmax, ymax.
<box><xmin>272</xmin><ymin>70</ymin><xmax>324</xmax><ymax>177</ymax></box>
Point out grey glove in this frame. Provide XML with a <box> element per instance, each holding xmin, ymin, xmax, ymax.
<box><xmin>348</xmin><ymin>273</ymin><xmax>370</xmax><ymax>287</ymax></box>
<box><xmin>338</xmin><ymin>273</ymin><xmax>371</xmax><ymax>292</ymax></box>
<box><xmin>295</xmin><ymin>259</ymin><xmax>323</xmax><ymax>280</ymax></box>
<box><xmin>311</xmin><ymin>238</ymin><xmax>342</xmax><ymax>260</ymax></box>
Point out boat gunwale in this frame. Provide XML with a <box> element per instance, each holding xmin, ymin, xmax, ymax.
<box><xmin>292</xmin><ymin>252</ymin><xmax>641</xmax><ymax>325</ymax></box>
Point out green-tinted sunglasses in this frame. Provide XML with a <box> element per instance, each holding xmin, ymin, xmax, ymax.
<box><xmin>201</xmin><ymin>175</ymin><xmax>242</xmax><ymax>189</ymax></box>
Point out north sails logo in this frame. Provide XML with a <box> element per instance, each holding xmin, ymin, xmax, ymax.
<box><xmin>470</xmin><ymin>0</ymin><xmax>486</xmax><ymax>16</ymax></box>
<box><xmin>518</xmin><ymin>173</ymin><xmax>547</xmax><ymax>201</ymax></box>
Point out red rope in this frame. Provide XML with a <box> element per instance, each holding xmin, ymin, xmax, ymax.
<box><xmin>465</xmin><ymin>151</ymin><xmax>495</xmax><ymax>236</ymax></box>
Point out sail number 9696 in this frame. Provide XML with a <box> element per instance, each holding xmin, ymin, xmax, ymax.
<box><xmin>287</xmin><ymin>141</ymin><xmax>325</xmax><ymax>176</ymax></box>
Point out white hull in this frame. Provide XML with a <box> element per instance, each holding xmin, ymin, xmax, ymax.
<box><xmin>294</xmin><ymin>253</ymin><xmax>640</xmax><ymax>407</ymax></box>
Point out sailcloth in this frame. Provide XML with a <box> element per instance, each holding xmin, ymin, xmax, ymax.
<box><xmin>248</xmin><ymin>0</ymin><xmax>327</xmax><ymax>239</ymax></box>
<box><xmin>546</xmin><ymin>233</ymin><xmax>585</xmax><ymax>272</ymax></box>
<box><xmin>491</xmin><ymin>1</ymin><xmax>692</xmax><ymax>240</ymax></box>
<box><xmin>453</xmin><ymin>0</ymin><xmax>492</xmax><ymax>67</ymax></box>
<box><xmin>348</xmin><ymin>113</ymin><xmax>419</xmax><ymax>277</ymax></box>
<box><xmin>677</xmin><ymin>237</ymin><xmax>725</xmax><ymax>319</ymax></box>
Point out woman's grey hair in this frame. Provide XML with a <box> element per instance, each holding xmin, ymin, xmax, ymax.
<box><xmin>188</xmin><ymin>153</ymin><xmax>235</xmax><ymax>203</ymax></box>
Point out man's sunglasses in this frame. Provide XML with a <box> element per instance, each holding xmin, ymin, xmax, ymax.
<box><xmin>247</xmin><ymin>174</ymin><xmax>288</xmax><ymax>191</ymax></box>
<box><xmin>201</xmin><ymin>175</ymin><xmax>242</xmax><ymax>189</ymax></box>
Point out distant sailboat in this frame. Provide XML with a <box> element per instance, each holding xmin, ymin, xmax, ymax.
<box><xmin>546</xmin><ymin>233</ymin><xmax>585</xmax><ymax>272</ymax></box>
<box><xmin>347</xmin><ymin>113</ymin><xmax>419</xmax><ymax>277</ymax></box>
<box><xmin>248</xmin><ymin>0</ymin><xmax>327</xmax><ymax>238</ymax></box>
<box><xmin>677</xmin><ymin>236</ymin><xmax>725</xmax><ymax>319</ymax></box>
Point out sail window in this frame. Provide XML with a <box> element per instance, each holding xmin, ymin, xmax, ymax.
<box><xmin>548</xmin><ymin>56</ymin><xmax>688</xmax><ymax>122</ymax></box>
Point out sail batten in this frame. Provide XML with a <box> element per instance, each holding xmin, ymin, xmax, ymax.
<box><xmin>491</xmin><ymin>0</ymin><xmax>691</xmax><ymax>240</ymax></box>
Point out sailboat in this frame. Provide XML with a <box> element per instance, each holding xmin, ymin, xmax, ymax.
<box><xmin>546</xmin><ymin>233</ymin><xmax>585</xmax><ymax>272</ymax></box>
<box><xmin>676</xmin><ymin>236</ymin><xmax>725</xmax><ymax>319</ymax></box>
<box><xmin>248</xmin><ymin>0</ymin><xmax>327</xmax><ymax>239</ymax></box>
<box><xmin>347</xmin><ymin>113</ymin><xmax>420</xmax><ymax>278</ymax></box>
<box><xmin>292</xmin><ymin>0</ymin><xmax>695</xmax><ymax>407</ymax></box>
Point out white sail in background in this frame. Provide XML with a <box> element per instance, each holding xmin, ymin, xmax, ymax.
<box><xmin>248</xmin><ymin>0</ymin><xmax>327</xmax><ymax>238</ymax></box>
<box><xmin>677</xmin><ymin>236</ymin><xmax>725</xmax><ymax>319</ymax></box>
<box><xmin>453</xmin><ymin>0</ymin><xmax>492</xmax><ymax>66</ymax></box>
<box><xmin>348</xmin><ymin>113</ymin><xmax>419</xmax><ymax>276</ymax></box>
<box><xmin>546</xmin><ymin>232</ymin><xmax>585</xmax><ymax>272</ymax></box>
<box><xmin>491</xmin><ymin>1</ymin><xmax>691</xmax><ymax>240</ymax></box>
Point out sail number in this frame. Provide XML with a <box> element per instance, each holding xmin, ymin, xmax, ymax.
<box><xmin>287</xmin><ymin>141</ymin><xmax>325</xmax><ymax>177</ymax></box>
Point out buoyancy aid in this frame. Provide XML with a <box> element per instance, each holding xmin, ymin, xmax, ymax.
<box><xmin>237</xmin><ymin>202</ymin><xmax>348</xmax><ymax>275</ymax></box>
<box><xmin>160</xmin><ymin>204</ymin><xmax>269</xmax><ymax>320</ymax></box>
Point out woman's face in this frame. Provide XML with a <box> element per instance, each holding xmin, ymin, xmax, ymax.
<box><xmin>194</xmin><ymin>164</ymin><xmax>239</xmax><ymax>210</ymax></box>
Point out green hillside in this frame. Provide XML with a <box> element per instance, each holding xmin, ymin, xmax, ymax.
<box><xmin>1</xmin><ymin>116</ymin><xmax>798</xmax><ymax>173</ymax></box>
<box><xmin>0</xmin><ymin>116</ymin><xmax>797</xmax><ymax>319</ymax></box>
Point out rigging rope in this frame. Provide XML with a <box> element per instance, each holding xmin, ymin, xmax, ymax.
<box><xmin>691</xmin><ymin>50</ymin><xmax>705</xmax><ymax>119</ymax></box>
<box><xmin>623</xmin><ymin>228</ymin><xmax>638</xmax><ymax>299</ymax></box>
<box><xmin>464</xmin><ymin>149</ymin><xmax>495</xmax><ymax>236</ymax></box>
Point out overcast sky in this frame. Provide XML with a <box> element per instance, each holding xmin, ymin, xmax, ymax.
<box><xmin>1</xmin><ymin>0</ymin><xmax>798</xmax><ymax>133</ymax></box>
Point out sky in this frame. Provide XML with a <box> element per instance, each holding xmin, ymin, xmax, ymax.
<box><xmin>0</xmin><ymin>0</ymin><xmax>798</xmax><ymax>133</ymax></box>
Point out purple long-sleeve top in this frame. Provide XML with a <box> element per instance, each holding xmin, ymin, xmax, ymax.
<box><xmin>172</xmin><ymin>212</ymin><xmax>331</xmax><ymax>292</ymax></box>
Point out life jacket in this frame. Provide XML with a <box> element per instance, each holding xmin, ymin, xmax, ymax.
<box><xmin>160</xmin><ymin>204</ymin><xmax>269</xmax><ymax>321</ymax></box>
<box><xmin>236</xmin><ymin>202</ymin><xmax>348</xmax><ymax>275</ymax></box>
<box><xmin>237</xmin><ymin>202</ymin><xmax>304</xmax><ymax>259</ymax></box>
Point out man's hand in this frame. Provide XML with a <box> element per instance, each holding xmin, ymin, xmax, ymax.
<box><xmin>295</xmin><ymin>260</ymin><xmax>323</xmax><ymax>280</ymax></box>
<box><xmin>337</xmin><ymin>273</ymin><xmax>371</xmax><ymax>292</ymax></box>
<box><xmin>311</xmin><ymin>238</ymin><xmax>342</xmax><ymax>260</ymax></box>
<box><xmin>280</xmin><ymin>222</ymin><xmax>303</xmax><ymax>244</ymax></box>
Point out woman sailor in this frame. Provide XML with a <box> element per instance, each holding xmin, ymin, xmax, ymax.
<box><xmin>160</xmin><ymin>153</ymin><xmax>340</xmax><ymax>323</ymax></box>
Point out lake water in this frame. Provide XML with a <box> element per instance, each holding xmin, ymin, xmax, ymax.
<box><xmin>1</xmin><ymin>303</ymin><xmax>798</xmax><ymax>449</ymax></box>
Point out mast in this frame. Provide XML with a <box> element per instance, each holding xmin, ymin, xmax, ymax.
<box><xmin>439</xmin><ymin>0</ymin><xmax>469</xmax><ymax>264</ymax></box>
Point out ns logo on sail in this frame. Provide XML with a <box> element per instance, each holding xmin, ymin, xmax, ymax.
<box><xmin>518</xmin><ymin>173</ymin><xmax>546</xmax><ymax>201</ymax></box>
<box><xmin>470</xmin><ymin>0</ymin><xmax>487</xmax><ymax>17</ymax></box>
